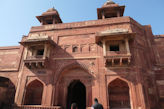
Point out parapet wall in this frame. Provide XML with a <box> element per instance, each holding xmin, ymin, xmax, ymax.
<box><xmin>0</xmin><ymin>46</ymin><xmax>23</xmax><ymax>72</ymax></box>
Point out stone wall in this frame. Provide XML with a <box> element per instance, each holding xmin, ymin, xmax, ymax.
<box><xmin>0</xmin><ymin>46</ymin><xmax>23</xmax><ymax>72</ymax></box>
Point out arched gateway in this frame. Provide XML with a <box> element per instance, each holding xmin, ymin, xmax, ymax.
<box><xmin>0</xmin><ymin>77</ymin><xmax>16</xmax><ymax>109</ymax></box>
<box><xmin>67</xmin><ymin>80</ymin><xmax>86</xmax><ymax>109</ymax></box>
<box><xmin>108</xmin><ymin>78</ymin><xmax>131</xmax><ymax>109</ymax></box>
<box><xmin>55</xmin><ymin>65</ymin><xmax>93</xmax><ymax>109</ymax></box>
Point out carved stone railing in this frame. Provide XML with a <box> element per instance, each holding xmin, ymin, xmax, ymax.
<box><xmin>14</xmin><ymin>105</ymin><xmax>62</xmax><ymax>109</ymax></box>
<box><xmin>24</xmin><ymin>55</ymin><xmax>47</xmax><ymax>69</ymax></box>
<box><xmin>26</xmin><ymin>55</ymin><xmax>44</xmax><ymax>60</ymax></box>
<box><xmin>106</xmin><ymin>51</ymin><xmax>128</xmax><ymax>57</ymax></box>
<box><xmin>105</xmin><ymin>51</ymin><xmax>131</xmax><ymax>67</ymax></box>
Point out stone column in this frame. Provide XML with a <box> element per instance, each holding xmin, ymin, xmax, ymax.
<box><xmin>51</xmin><ymin>85</ymin><xmax>55</xmax><ymax>106</ymax></box>
<box><xmin>15</xmin><ymin>46</ymin><xmax>28</xmax><ymax>105</ymax></box>
<box><xmin>120</xmin><ymin>58</ymin><xmax>122</xmax><ymax>66</ymax></box>
<box><xmin>24</xmin><ymin>46</ymin><xmax>28</xmax><ymax>60</ymax></box>
<box><xmin>43</xmin><ymin>44</ymin><xmax>48</xmax><ymax>59</ymax></box>
<box><xmin>41</xmin><ymin>19</ymin><xmax>44</xmax><ymax>25</ymax></box>
<box><xmin>47</xmin><ymin>45</ymin><xmax>50</xmax><ymax>58</ymax></box>
<box><xmin>42</xmin><ymin>85</ymin><xmax>47</xmax><ymax>105</ymax></box>
<box><xmin>102</xmin><ymin>40</ymin><xmax>106</xmax><ymax>56</ymax></box>
<box><xmin>15</xmin><ymin>75</ymin><xmax>28</xmax><ymax>105</ymax></box>
<box><xmin>53</xmin><ymin>18</ymin><xmax>56</xmax><ymax>24</ymax></box>
<box><xmin>125</xmin><ymin>38</ymin><xmax>130</xmax><ymax>55</ymax></box>
<box><xmin>63</xmin><ymin>82</ymin><xmax>68</xmax><ymax>109</ymax></box>
<box><xmin>43</xmin><ymin>84</ymin><xmax>53</xmax><ymax>106</ymax></box>
<box><xmin>102</xmin><ymin>12</ymin><xmax>105</xmax><ymax>19</ymax></box>
<box><xmin>112</xmin><ymin>59</ymin><xmax>114</xmax><ymax>66</ymax></box>
<box><xmin>117</xmin><ymin>11</ymin><xmax>120</xmax><ymax>17</ymax></box>
<box><xmin>86</xmin><ymin>83</ymin><xmax>92</xmax><ymax>107</ymax></box>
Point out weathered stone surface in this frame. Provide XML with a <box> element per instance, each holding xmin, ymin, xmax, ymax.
<box><xmin>0</xmin><ymin>46</ymin><xmax>22</xmax><ymax>71</ymax></box>
<box><xmin>0</xmin><ymin>1</ymin><xmax>164</xmax><ymax>109</ymax></box>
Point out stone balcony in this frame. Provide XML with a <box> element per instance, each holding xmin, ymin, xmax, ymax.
<box><xmin>106</xmin><ymin>51</ymin><xmax>128</xmax><ymax>57</ymax></box>
<box><xmin>20</xmin><ymin>34</ymin><xmax>56</xmax><ymax>69</ymax></box>
<box><xmin>24</xmin><ymin>55</ymin><xmax>48</xmax><ymax>69</ymax></box>
<box><xmin>104</xmin><ymin>51</ymin><xmax>131</xmax><ymax>67</ymax></box>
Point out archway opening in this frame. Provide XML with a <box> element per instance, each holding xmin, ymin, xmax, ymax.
<box><xmin>108</xmin><ymin>78</ymin><xmax>131</xmax><ymax>109</ymax></box>
<box><xmin>0</xmin><ymin>77</ymin><xmax>16</xmax><ymax>109</ymax></box>
<box><xmin>67</xmin><ymin>80</ymin><xmax>86</xmax><ymax>109</ymax></box>
<box><xmin>24</xmin><ymin>80</ymin><xmax>43</xmax><ymax>105</ymax></box>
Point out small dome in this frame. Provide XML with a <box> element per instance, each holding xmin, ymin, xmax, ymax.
<box><xmin>102</xmin><ymin>0</ymin><xmax>118</xmax><ymax>7</ymax></box>
<box><xmin>42</xmin><ymin>7</ymin><xmax>59</xmax><ymax>16</ymax></box>
<box><xmin>47</xmin><ymin>8</ymin><xmax>57</xmax><ymax>12</ymax></box>
<box><xmin>106</xmin><ymin>0</ymin><xmax>115</xmax><ymax>4</ymax></box>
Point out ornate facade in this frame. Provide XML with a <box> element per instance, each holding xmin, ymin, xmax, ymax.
<box><xmin>0</xmin><ymin>1</ymin><xmax>164</xmax><ymax>109</ymax></box>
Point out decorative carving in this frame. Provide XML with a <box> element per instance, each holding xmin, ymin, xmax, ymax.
<box><xmin>28</xmin><ymin>33</ymin><xmax>49</xmax><ymax>40</ymax></box>
<box><xmin>99</xmin><ymin>29</ymin><xmax>129</xmax><ymax>36</ymax></box>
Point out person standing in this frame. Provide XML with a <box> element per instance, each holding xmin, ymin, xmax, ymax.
<box><xmin>92</xmin><ymin>98</ymin><xmax>104</xmax><ymax>109</ymax></box>
<box><xmin>71</xmin><ymin>103</ymin><xmax>78</xmax><ymax>109</ymax></box>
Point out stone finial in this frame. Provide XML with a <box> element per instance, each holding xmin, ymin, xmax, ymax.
<box><xmin>103</xmin><ymin>0</ymin><xmax>118</xmax><ymax>7</ymax></box>
<box><xmin>105</xmin><ymin>0</ymin><xmax>115</xmax><ymax>4</ymax></box>
<box><xmin>47</xmin><ymin>7</ymin><xmax>56</xmax><ymax>12</ymax></box>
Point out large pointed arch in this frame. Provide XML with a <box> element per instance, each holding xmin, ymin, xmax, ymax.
<box><xmin>0</xmin><ymin>76</ymin><xmax>16</xmax><ymax>109</ymax></box>
<box><xmin>24</xmin><ymin>79</ymin><xmax>43</xmax><ymax>105</ymax></box>
<box><xmin>56</xmin><ymin>62</ymin><xmax>94</xmax><ymax>83</ymax></box>
<box><xmin>108</xmin><ymin>78</ymin><xmax>131</xmax><ymax>109</ymax></box>
<box><xmin>54</xmin><ymin>62</ymin><xmax>94</xmax><ymax>108</ymax></box>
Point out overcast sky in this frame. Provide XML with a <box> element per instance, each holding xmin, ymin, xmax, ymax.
<box><xmin>0</xmin><ymin>0</ymin><xmax>164</xmax><ymax>46</ymax></box>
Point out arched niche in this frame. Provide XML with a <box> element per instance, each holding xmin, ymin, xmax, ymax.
<box><xmin>24</xmin><ymin>79</ymin><xmax>43</xmax><ymax>105</ymax></box>
<box><xmin>0</xmin><ymin>77</ymin><xmax>16</xmax><ymax>109</ymax></box>
<box><xmin>108</xmin><ymin>78</ymin><xmax>131</xmax><ymax>109</ymax></box>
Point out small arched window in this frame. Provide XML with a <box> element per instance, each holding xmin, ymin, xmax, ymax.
<box><xmin>73</xmin><ymin>46</ymin><xmax>78</xmax><ymax>53</ymax></box>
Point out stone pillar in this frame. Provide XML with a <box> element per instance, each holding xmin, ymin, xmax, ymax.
<box><xmin>120</xmin><ymin>58</ymin><xmax>122</xmax><ymax>66</ymax></box>
<box><xmin>138</xmin><ymin>84</ymin><xmax>147</xmax><ymax>109</ymax></box>
<box><xmin>24</xmin><ymin>46</ymin><xmax>28</xmax><ymax>60</ymax></box>
<box><xmin>102</xmin><ymin>12</ymin><xmax>105</xmax><ymax>19</ymax></box>
<box><xmin>63</xmin><ymin>85</ymin><xmax>68</xmax><ymax>109</ymax></box>
<box><xmin>130</xmin><ymin>83</ymin><xmax>138</xmax><ymax>109</ymax></box>
<box><xmin>86</xmin><ymin>84</ymin><xmax>92</xmax><ymax>107</ymax></box>
<box><xmin>42</xmin><ymin>84</ymin><xmax>53</xmax><ymax>106</ymax></box>
<box><xmin>15</xmin><ymin>75</ymin><xmax>27</xmax><ymax>105</ymax></box>
<box><xmin>15</xmin><ymin>46</ymin><xmax>28</xmax><ymax>105</ymax></box>
<box><xmin>42</xmin><ymin>85</ymin><xmax>47</xmax><ymax>105</ymax></box>
<box><xmin>117</xmin><ymin>11</ymin><xmax>120</xmax><ymax>17</ymax></box>
<box><xmin>112</xmin><ymin>59</ymin><xmax>114</xmax><ymax>66</ymax></box>
<box><xmin>125</xmin><ymin>38</ymin><xmax>130</xmax><ymax>55</ymax></box>
<box><xmin>47</xmin><ymin>45</ymin><xmax>50</xmax><ymax>58</ymax></box>
<box><xmin>51</xmin><ymin>85</ymin><xmax>55</xmax><ymax>106</ymax></box>
<box><xmin>29</xmin><ymin>48</ymin><xmax>33</xmax><ymax>57</ymax></box>
<box><xmin>102</xmin><ymin>40</ymin><xmax>106</xmax><ymax>56</ymax></box>
<box><xmin>43</xmin><ymin>44</ymin><xmax>48</xmax><ymax>59</ymax></box>
<box><xmin>41</xmin><ymin>19</ymin><xmax>44</xmax><ymax>25</ymax></box>
<box><xmin>53</xmin><ymin>18</ymin><xmax>56</xmax><ymax>24</ymax></box>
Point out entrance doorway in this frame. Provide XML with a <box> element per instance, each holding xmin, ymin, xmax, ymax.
<box><xmin>67</xmin><ymin>80</ymin><xmax>86</xmax><ymax>109</ymax></box>
<box><xmin>0</xmin><ymin>77</ymin><xmax>15</xmax><ymax>109</ymax></box>
<box><xmin>108</xmin><ymin>78</ymin><xmax>131</xmax><ymax>109</ymax></box>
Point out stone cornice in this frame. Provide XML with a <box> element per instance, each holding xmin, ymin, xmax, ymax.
<box><xmin>0</xmin><ymin>46</ymin><xmax>20</xmax><ymax>50</ymax></box>
<box><xmin>30</xmin><ymin>16</ymin><xmax>131</xmax><ymax>33</ymax></box>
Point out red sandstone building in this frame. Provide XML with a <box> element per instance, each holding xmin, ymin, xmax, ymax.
<box><xmin>0</xmin><ymin>1</ymin><xmax>164</xmax><ymax>109</ymax></box>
